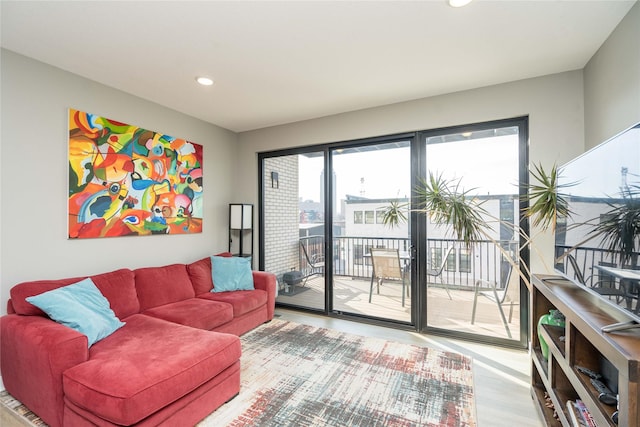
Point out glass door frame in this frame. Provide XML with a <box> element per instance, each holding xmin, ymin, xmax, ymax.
<box><xmin>258</xmin><ymin>146</ymin><xmax>329</xmax><ymax>316</ymax></box>
<box><xmin>326</xmin><ymin>133</ymin><xmax>418</xmax><ymax>326</ymax></box>
<box><xmin>258</xmin><ymin>117</ymin><xmax>530</xmax><ymax>348</ymax></box>
<box><xmin>415</xmin><ymin>116</ymin><xmax>530</xmax><ymax>349</ymax></box>
<box><xmin>258</xmin><ymin>132</ymin><xmax>419</xmax><ymax>328</ymax></box>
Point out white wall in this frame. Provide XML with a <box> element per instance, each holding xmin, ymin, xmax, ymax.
<box><xmin>345</xmin><ymin>201</ymin><xmax>409</xmax><ymax>239</ymax></box>
<box><xmin>584</xmin><ymin>2</ymin><xmax>640</xmax><ymax>149</ymax></box>
<box><xmin>0</xmin><ymin>50</ymin><xmax>238</xmax><ymax>316</ymax></box>
<box><xmin>237</xmin><ymin>71</ymin><xmax>586</xmax><ymax>274</ymax></box>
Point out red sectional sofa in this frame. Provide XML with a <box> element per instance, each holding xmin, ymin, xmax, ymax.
<box><xmin>0</xmin><ymin>255</ymin><xmax>277</xmax><ymax>427</ymax></box>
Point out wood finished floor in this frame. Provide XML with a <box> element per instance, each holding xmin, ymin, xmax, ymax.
<box><xmin>0</xmin><ymin>309</ymin><xmax>543</xmax><ymax>427</ymax></box>
<box><xmin>1</xmin><ymin>405</ymin><xmax>26</xmax><ymax>427</ymax></box>
<box><xmin>278</xmin><ymin>275</ymin><xmax>522</xmax><ymax>340</ymax></box>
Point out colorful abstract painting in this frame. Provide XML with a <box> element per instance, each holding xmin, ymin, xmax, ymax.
<box><xmin>68</xmin><ymin>108</ymin><xmax>203</xmax><ymax>239</ymax></box>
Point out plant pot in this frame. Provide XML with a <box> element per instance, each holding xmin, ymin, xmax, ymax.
<box><xmin>538</xmin><ymin>309</ymin><xmax>565</xmax><ymax>360</ymax></box>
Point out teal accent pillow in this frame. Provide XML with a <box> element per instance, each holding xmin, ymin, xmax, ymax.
<box><xmin>26</xmin><ymin>278</ymin><xmax>125</xmax><ymax>347</ymax></box>
<box><xmin>211</xmin><ymin>256</ymin><xmax>254</xmax><ymax>293</ymax></box>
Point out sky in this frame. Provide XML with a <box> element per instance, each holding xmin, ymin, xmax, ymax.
<box><xmin>298</xmin><ymin>134</ymin><xmax>520</xmax><ymax>204</ymax></box>
<box><xmin>561</xmin><ymin>126</ymin><xmax>640</xmax><ymax>198</ymax></box>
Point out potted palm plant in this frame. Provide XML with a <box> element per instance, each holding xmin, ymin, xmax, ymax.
<box><xmin>590</xmin><ymin>185</ymin><xmax>640</xmax><ymax>268</ymax></box>
<box><xmin>380</xmin><ymin>162</ymin><xmax>570</xmax><ymax>290</ymax></box>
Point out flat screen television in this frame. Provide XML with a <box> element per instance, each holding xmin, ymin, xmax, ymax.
<box><xmin>554</xmin><ymin>121</ymin><xmax>640</xmax><ymax>332</ymax></box>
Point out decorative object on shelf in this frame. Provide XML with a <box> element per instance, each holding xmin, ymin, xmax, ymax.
<box><xmin>537</xmin><ymin>309</ymin><xmax>565</xmax><ymax>360</ymax></box>
<box><xmin>543</xmin><ymin>392</ymin><xmax>559</xmax><ymax>420</ymax></box>
<box><xmin>574</xmin><ymin>399</ymin><xmax>597</xmax><ymax>427</ymax></box>
<box><xmin>68</xmin><ymin>108</ymin><xmax>203</xmax><ymax>239</ymax></box>
<box><xmin>228</xmin><ymin>203</ymin><xmax>254</xmax><ymax>263</ymax></box>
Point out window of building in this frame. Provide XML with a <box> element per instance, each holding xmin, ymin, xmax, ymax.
<box><xmin>445</xmin><ymin>248</ymin><xmax>456</xmax><ymax>272</ymax></box>
<box><xmin>429</xmin><ymin>247</ymin><xmax>443</xmax><ymax>269</ymax></box>
<box><xmin>354</xmin><ymin>244</ymin><xmax>375</xmax><ymax>266</ymax></box>
<box><xmin>365</xmin><ymin>211</ymin><xmax>374</xmax><ymax>224</ymax></box>
<box><xmin>459</xmin><ymin>248</ymin><xmax>471</xmax><ymax>273</ymax></box>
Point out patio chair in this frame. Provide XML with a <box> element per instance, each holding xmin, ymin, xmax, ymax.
<box><xmin>426</xmin><ymin>246</ymin><xmax>454</xmax><ymax>300</ymax></box>
<box><xmin>567</xmin><ymin>255</ymin><xmax>637</xmax><ymax>310</ymax></box>
<box><xmin>369</xmin><ymin>248</ymin><xmax>408</xmax><ymax>307</ymax></box>
<box><xmin>471</xmin><ymin>261</ymin><xmax>516</xmax><ymax>339</ymax></box>
<box><xmin>566</xmin><ymin>253</ymin><xmax>590</xmax><ymax>286</ymax></box>
<box><xmin>300</xmin><ymin>240</ymin><xmax>325</xmax><ymax>286</ymax></box>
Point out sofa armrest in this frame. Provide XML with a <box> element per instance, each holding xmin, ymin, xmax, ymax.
<box><xmin>1</xmin><ymin>314</ymin><xmax>89</xmax><ymax>427</ymax></box>
<box><xmin>252</xmin><ymin>271</ymin><xmax>277</xmax><ymax>320</ymax></box>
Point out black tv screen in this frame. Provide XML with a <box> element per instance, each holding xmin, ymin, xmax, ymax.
<box><xmin>554</xmin><ymin>122</ymin><xmax>640</xmax><ymax>331</ymax></box>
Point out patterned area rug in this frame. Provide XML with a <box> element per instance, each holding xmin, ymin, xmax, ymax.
<box><xmin>201</xmin><ymin>319</ymin><xmax>476</xmax><ymax>426</ymax></box>
<box><xmin>0</xmin><ymin>319</ymin><xmax>476</xmax><ymax>426</ymax></box>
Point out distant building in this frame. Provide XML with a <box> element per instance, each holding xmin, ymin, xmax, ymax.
<box><xmin>343</xmin><ymin>194</ymin><xmax>518</xmax><ymax>241</ymax></box>
<box><xmin>344</xmin><ymin>196</ymin><xmax>409</xmax><ymax>239</ymax></box>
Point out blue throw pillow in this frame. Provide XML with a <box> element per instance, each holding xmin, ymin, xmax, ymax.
<box><xmin>26</xmin><ymin>278</ymin><xmax>125</xmax><ymax>347</ymax></box>
<box><xmin>211</xmin><ymin>256</ymin><xmax>254</xmax><ymax>293</ymax></box>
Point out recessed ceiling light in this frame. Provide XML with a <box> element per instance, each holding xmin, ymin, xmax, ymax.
<box><xmin>449</xmin><ymin>0</ymin><xmax>472</xmax><ymax>7</ymax></box>
<box><xmin>196</xmin><ymin>76</ymin><xmax>214</xmax><ymax>86</ymax></box>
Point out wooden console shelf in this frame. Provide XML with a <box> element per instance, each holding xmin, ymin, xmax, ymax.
<box><xmin>531</xmin><ymin>274</ymin><xmax>640</xmax><ymax>427</ymax></box>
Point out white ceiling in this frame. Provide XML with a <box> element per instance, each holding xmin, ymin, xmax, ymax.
<box><xmin>1</xmin><ymin>1</ymin><xmax>636</xmax><ymax>132</ymax></box>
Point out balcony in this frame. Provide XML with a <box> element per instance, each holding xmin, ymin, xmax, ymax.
<box><xmin>556</xmin><ymin>245</ymin><xmax>640</xmax><ymax>315</ymax></box>
<box><xmin>275</xmin><ymin>235</ymin><xmax>521</xmax><ymax>340</ymax></box>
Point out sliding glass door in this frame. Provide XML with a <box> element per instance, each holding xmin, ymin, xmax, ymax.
<box><xmin>330</xmin><ymin>139</ymin><xmax>413</xmax><ymax>323</ymax></box>
<box><xmin>259</xmin><ymin>117</ymin><xmax>528</xmax><ymax>346</ymax></box>
<box><xmin>260</xmin><ymin>136</ymin><xmax>415</xmax><ymax>326</ymax></box>
<box><xmin>420</xmin><ymin>118</ymin><xmax>528</xmax><ymax>345</ymax></box>
<box><xmin>262</xmin><ymin>151</ymin><xmax>326</xmax><ymax>311</ymax></box>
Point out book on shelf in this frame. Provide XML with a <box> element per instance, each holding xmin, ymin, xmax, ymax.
<box><xmin>566</xmin><ymin>400</ymin><xmax>587</xmax><ymax>427</ymax></box>
<box><xmin>574</xmin><ymin>399</ymin><xmax>597</xmax><ymax>427</ymax></box>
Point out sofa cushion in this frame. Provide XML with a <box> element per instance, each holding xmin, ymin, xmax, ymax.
<box><xmin>211</xmin><ymin>256</ymin><xmax>254</xmax><ymax>292</ymax></box>
<box><xmin>11</xmin><ymin>276</ymin><xmax>84</xmax><ymax>316</ymax></box>
<box><xmin>135</xmin><ymin>264</ymin><xmax>195</xmax><ymax>311</ymax></box>
<box><xmin>186</xmin><ymin>257</ymin><xmax>214</xmax><ymax>294</ymax></box>
<box><xmin>215</xmin><ymin>252</ymin><xmax>233</xmax><ymax>258</ymax></box>
<box><xmin>26</xmin><ymin>278</ymin><xmax>125</xmax><ymax>347</ymax></box>
<box><xmin>90</xmin><ymin>268</ymin><xmax>139</xmax><ymax>319</ymax></box>
<box><xmin>142</xmin><ymin>298</ymin><xmax>233</xmax><ymax>330</ymax></box>
<box><xmin>198</xmin><ymin>289</ymin><xmax>268</xmax><ymax>317</ymax></box>
<box><xmin>63</xmin><ymin>314</ymin><xmax>241</xmax><ymax>426</ymax></box>
<box><xmin>187</xmin><ymin>252</ymin><xmax>234</xmax><ymax>294</ymax></box>
<box><xmin>10</xmin><ymin>268</ymin><xmax>137</xmax><ymax>318</ymax></box>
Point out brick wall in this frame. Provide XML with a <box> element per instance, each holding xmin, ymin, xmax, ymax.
<box><xmin>263</xmin><ymin>156</ymin><xmax>301</xmax><ymax>286</ymax></box>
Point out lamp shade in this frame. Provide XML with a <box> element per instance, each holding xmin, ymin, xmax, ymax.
<box><xmin>230</xmin><ymin>204</ymin><xmax>252</xmax><ymax>229</ymax></box>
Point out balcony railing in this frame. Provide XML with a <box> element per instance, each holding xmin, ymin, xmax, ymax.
<box><xmin>555</xmin><ymin>245</ymin><xmax>640</xmax><ymax>284</ymax></box>
<box><xmin>299</xmin><ymin>235</ymin><xmax>518</xmax><ymax>291</ymax></box>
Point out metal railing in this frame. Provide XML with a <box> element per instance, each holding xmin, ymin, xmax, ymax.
<box><xmin>555</xmin><ymin>245</ymin><xmax>639</xmax><ymax>284</ymax></box>
<box><xmin>298</xmin><ymin>235</ymin><xmax>518</xmax><ymax>291</ymax></box>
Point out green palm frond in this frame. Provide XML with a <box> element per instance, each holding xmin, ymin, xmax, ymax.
<box><xmin>414</xmin><ymin>172</ymin><xmax>489</xmax><ymax>248</ymax></box>
<box><xmin>522</xmin><ymin>162</ymin><xmax>574</xmax><ymax>231</ymax></box>
<box><xmin>590</xmin><ymin>189</ymin><xmax>640</xmax><ymax>265</ymax></box>
<box><xmin>379</xmin><ymin>200</ymin><xmax>408</xmax><ymax>228</ymax></box>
